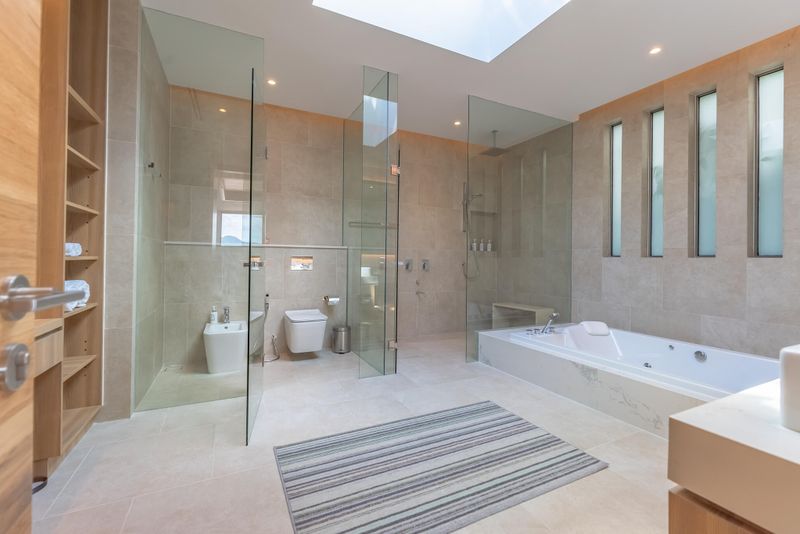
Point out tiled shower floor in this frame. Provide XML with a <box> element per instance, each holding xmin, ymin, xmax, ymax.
<box><xmin>33</xmin><ymin>333</ymin><xmax>670</xmax><ymax>533</ymax></box>
<box><xmin>136</xmin><ymin>363</ymin><xmax>247</xmax><ymax>411</ymax></box>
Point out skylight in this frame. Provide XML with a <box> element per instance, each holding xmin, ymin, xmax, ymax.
<box><xmin>312</xmin><ymin>0</ymin><xmax>570</xmax><ymax>62</ymax></box>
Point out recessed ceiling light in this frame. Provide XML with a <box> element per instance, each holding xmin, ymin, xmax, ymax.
<box><xmin>454</xmin><ymin>120</ymin><xmax>462</xmax><ymax>126</ymax></box>
<box><xmin>649</xmin><ymin>46</ymin><xmax>662</xmax><ymax>55</ymax></box>
<box><xmin>218</xmin><ymin>108</ymin><xmax>227</xmax><ymax>113</ymax></box>
<box><xmin>267</xmin><ymin>79</ymin><xmax>277</xmax><ymax>86</ymax></box>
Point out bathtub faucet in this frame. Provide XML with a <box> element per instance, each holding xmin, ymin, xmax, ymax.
<box><xmin>538</xmin><ymin>312</ymin><xmax>559</xmax><ymax>335</ymax></box>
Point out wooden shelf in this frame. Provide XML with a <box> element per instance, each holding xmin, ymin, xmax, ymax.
<box><xmin>62</xmin><ymin>355</ymin><xmax>97</xmax><ymax>382</ymax></box>
<box><xmin>66</xmin><ymin>200</ymin><xmax>99</xmax><ymax>217</ymax></box>
<box><xmin>62</xmin><ymin>405</ymin><xmax>100</xmax><ymax>451</ymax></box>
<box><xmin>63</xmin><ymin>302</ymin><xmax>97</xmax><ymax>319</ymax></box>
<box><xmin>66</xmin><ymin>145</ymin><xmax>100</xmax><ymax>171</ymax></box>
<box><xmin>36</xmin><ymin>0</ymin><xmax>107</xmax><ymax>481</ymax></box>
<box><xmin>68</xmin><ymin>85</ymin><xmax>102</xmax><ymax>124</ymax></box>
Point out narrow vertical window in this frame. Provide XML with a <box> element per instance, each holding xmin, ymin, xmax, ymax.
<box><xmin>756</xmin><ymin>68</ymin><xmax>784</xmax><ymax>257</ymax></box>
<box><xmin>697</xmin><ymin>92</ymin><xmax>717</xmax><ymax>256</ymax></box>
<box><xmin>610</xmin><ymin>123</ymin><xmax>623</xmax><ymax>257</ymax></box>
<box><xmin>649</xmin><ymin>109</ymin><xmax>664</xmax><ymax>257</ymax></box>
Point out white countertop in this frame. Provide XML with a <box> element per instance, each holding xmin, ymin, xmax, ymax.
<box><xmin>672</xmin><ymin>379</ymin><xmax>800</xmax><ymax>463</ymax></box>
<box><xmin>669</xmin><ymin>379</ymin><xmax>800</xmax><ymax>532</ymax></box>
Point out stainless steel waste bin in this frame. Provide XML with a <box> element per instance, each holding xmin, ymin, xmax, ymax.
<box><xmin>333</xmin><ymin>326</ymin><xmax>350</xmax><ymax>354</ymax></box>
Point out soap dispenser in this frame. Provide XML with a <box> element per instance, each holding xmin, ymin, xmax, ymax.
<box><xmin>210</xmin><ymin>305</ymin><xmax>218</xmax><ymax>323</ymax></box>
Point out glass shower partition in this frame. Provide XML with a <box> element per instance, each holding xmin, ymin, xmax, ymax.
<box><xmin>247</xmin><ymin>67</ymin><xmax>266</xmax><ymax>443</ymax></box>
<box><xmin>134</xmin><ymin>8</ymin><xmax>264</xmax><ymax>444</ymax></box>
<box><xmin>343</xmin><ymin>66</ymin><xmax>399</xmax><ymax>378</ymax></box>
<box><xmin>465</xmin><ymin>96</ymin><xmax>573</xmax><ymax>362</ymax></box>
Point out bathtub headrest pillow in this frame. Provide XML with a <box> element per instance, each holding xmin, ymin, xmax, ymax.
<box><xmin>581</xmin><ymin>321</ymin><xmax>610</xmax><ymax>336</ymax></box>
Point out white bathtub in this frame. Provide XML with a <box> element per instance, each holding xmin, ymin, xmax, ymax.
<box><xmin>478</xmin><ymin>325</ymin><xmax>779</xmax><ymax>436</ymax></box>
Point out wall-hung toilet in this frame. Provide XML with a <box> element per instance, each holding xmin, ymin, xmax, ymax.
<box><xmin>203</xmin><ymin>321</ymin><xmax>248</xmax><ymax>374</ymax></box>
<box><xmin>284</xmin><ymin>309</ymin><xmax>328</xmax><ymax>353</ymax></box>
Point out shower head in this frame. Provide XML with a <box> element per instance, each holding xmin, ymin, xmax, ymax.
<box><xmin>480</xmin><ymin>130</ymin><xmax>507</xmax><ymax>157</ymax></box>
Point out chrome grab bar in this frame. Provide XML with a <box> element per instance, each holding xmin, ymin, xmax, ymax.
<box><xmin>0</xmin><ymin>275</ymin><xmax>85</xmax><ymax>321</ymax></box>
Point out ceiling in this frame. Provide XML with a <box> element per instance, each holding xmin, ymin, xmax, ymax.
<box><xmin>141</xmin><ymin>0</ymin><xmax>800</xmax><ymax>141</ymax></box>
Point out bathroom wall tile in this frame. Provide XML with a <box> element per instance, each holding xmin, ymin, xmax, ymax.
<box><xmin>109</xmin><ymin>0</ymin><xmax>139</xmax><ymax>51</ymax></box>
<box><xmin>170</xmin><ymin>127</ymin><xmax>222</xmax><ymax>177</ymax></box>
<box><xmin>265</xmin><ymin>104</ymin><xmax>310</xmax><ymax>145</ymax></box>
<box><xmin>106</xmin><ymin>140</ymin><xmax>137</xmax><ymax>236</ymax></box>
<box><xmin>745</xmin><ymin>321</ymin><xmax>800</xmax><ymax>359</ymax></box>
<box><xmin>630</xmin><ymin>306</ymin><xmax>702</xmax><ymax>344</ymax></box>
<box><xmin>571</xmin><ymin>249</ymin><xmax>602</xmax><ymax>301</ymax></box>
<box><xmin>662</xmin><ymin>247</ymin><xmax>746</xmax><ymax>318</ymax></box>
<box><xmin>746</xmin><ymin>253</ymin><xmax>800</xmax><ymax>327</ymax></box>
<box><xmin>699</xmin><ymin>315</ymin><xmax>751</xmax><ymax>353</ymax></box>
<box><xmin>309</xmin><ymin>112</ymin><xmax>343</xmax><ymax>150</ymax></box>
<box><xmin>105</xmin><ymin>235</ymin><xmax>135</xmax><ymax>330</ymax></box>
<box><xmin>574</xmin><ymin>299</ymin><xmax>631</xmax><ymax>330</ymax></box>
<box><xmin>99</xmin><ymin>328</ymin><xmax>133</xmax><ymax>421</ymax></box>
<box><xmin>188</xmin><ymin>186</ymin><xmax>214</xmax><ymax>243</ymax></box>
<box><xmin>167</xmin><ymin>184</ymin><xmax>191</xmax><ymax>241</ymax></box>
<box><xmin>107</xmin><ymin>46</ymin><xmax>139</xmax><ymax>142</ymax></box>
<box><xmin>281</xmin><ymin>143</ymin><xmax>339</xmax><ymax>198</ymax></box>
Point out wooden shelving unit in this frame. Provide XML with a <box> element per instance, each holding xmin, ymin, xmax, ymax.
<box><xmin>34</xmin><ymin>0</ymin><xmax>108</xmax><ymax>479</ymax></box>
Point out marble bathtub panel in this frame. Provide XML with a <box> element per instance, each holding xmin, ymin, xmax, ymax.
<box><xmin>478</xmin><ymin>334</ymin><xmax>703</xmax><ymax>437</ymax></box>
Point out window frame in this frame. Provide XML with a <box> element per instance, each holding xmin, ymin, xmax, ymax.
<box><xmin>609</xmin><ymin>122</ymin><xmax>623</xmax><ymax>257</ymax></box>
<box><xmin>695</xmin><ymin>90</ymin><xmax>717</xmax><ymax>258</ymax></box>
<box><xmin>753</xmin><ymin>66</ymin><xmax>785</xmax><ymax>258</ymax></box>
<box><xmin>647</xmin><ymin>108</ymin><xmax>665</xmax><ymax>258</ymax></box>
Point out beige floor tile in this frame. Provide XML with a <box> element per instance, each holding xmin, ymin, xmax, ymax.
<box><xmin>121</xmin><ymin>467</ymin><xmax>291</xmax><ymax>533</ymax></box>
<box><xmin>588</xmin><ymin>430</ymin><xmax>671</xmax><ymax>501</ymax></box>
<box><xmin>521</xmin><ymin>469</ymin><xmax>667</xmax><ymax>533</ymax></box>
<box><xmin>457</xmin><ymin>502</ymin><xmax>550</xmax><ymax>533</ymax></box>
<box><xmin>49</xmin><ymin>425</ymin><xmax>215</xmax><ymax>515</ymax></box>
<box><xmin>33</xmin><ymin>500</ymin><xmax>132</xmax><ymax>534</ymax></box>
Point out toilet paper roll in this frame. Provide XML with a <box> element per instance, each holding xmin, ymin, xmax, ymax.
<box><xmin>324</xmin><ymin>296</ymin><xmax>340</xmax><ymax>306</ymax></box>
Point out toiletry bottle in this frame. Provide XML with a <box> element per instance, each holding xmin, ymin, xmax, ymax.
<box><xmin>487</xmin><ymin>239</ymin><xmax>493</xmax><ymax>252</ymax></box>
<box><xmin>210</xmin><ymin>305</ymin><xmax>218</xmax><ymax>323</ymax></box>
<box><xmin>471</xmin><ymin>238</ymin><xmax>478</xmax><ymax>251</ymax></box>
<box><xmin>479</xmin><ymin>239</ymin><xmax>485</xmax><ymax>252</ymax></box>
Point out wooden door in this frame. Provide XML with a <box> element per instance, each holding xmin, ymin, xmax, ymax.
<box><xmin>0</xmin><ymin>0</ymin><xmax>43</xmax><ymax>531</ymax></box>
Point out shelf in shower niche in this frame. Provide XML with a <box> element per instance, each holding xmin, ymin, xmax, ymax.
<box><xmin>65</xmin><ymin>256</ymin><xmax>99</xmax><ymax>262</ymax></box>
<box><xmin>62</xmin><ymin>354</ymin><xmax>97</xmax><ymax>382</ymax></box>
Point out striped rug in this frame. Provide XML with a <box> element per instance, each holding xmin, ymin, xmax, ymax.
<box><xmin>274</xmin><ymin>401</ymin><xmax>607</xmax><ymax>533</ymax></box>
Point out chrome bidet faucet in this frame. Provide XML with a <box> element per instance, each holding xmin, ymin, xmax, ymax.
<box><xmin>223</xmin><ymin>306</ymin><xmax>231</xmax><ymax>324</ymax></box>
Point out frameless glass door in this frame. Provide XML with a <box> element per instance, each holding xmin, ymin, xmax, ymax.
<box><xmin>246</xmin><ymin>67</ymin><xmax>266</xmax><ymax>443</ymax></box>
<box><xmin>343</xmin><ymin>66</ymin><xmax>399</xmax><ymax>378</ymax></box>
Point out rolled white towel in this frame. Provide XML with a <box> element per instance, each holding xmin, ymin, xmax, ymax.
<box><xmin>65</xmin><ymin>242</ymin><xmax>83</xmax><ymax>257</ymax></box>
<box><xmin>581</xmin><ymin>321</ymin><xmax>610</xmax><ymax>336</ymax></box>
<box><xmin>64</xmin><ymin>280</ymin><xmax>90</xmax><ymax>312</ymax></box>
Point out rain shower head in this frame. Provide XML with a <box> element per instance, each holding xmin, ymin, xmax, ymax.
<box><xmin>480</xmin><ymin>130</ymin><xmax>507</xmax><ymax>157</ymax></box>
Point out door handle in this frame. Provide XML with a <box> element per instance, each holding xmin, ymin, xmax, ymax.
<box><xmin>0</xmin><ymin>275</ymin><xmax>85</xmax><ymax>321</ymax></box>
<box><xmin>1</xmin><ymin>343</ymin><xmax>30</xmax><ymax>391</ymax></box>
